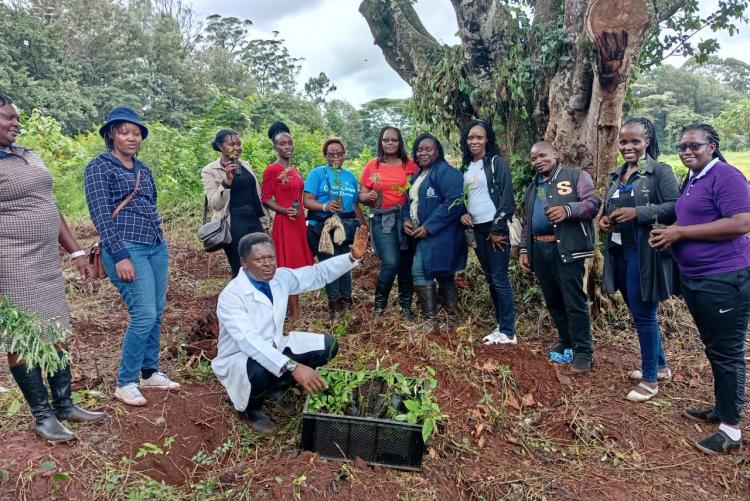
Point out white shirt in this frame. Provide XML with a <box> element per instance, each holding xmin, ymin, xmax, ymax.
<box><xmin>409</xmin><ymin>170</ymin><xmax>428</xmax><ymax>225</ymax></box>
<box><xmin>464</xmin><ymin>159</ymin><xmax>496</xmax><ymax>224</ymax></box>
<box><xmin>212</xmin><ymin>254</ymin><xmax>357</xmax><ymax>411</ymax></box>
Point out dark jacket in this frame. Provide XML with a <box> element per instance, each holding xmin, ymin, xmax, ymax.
<box><xmin>461</xmin><ymin>154</ymin><xmax>516</xmax><ymax>235</ymax></box>
<box><xmin>520</xmin><ymin>164</ymin><xmax>601</xmax><ymax>265</ymax></box>
<box><xmin>402</xmin><ymin>159</ymin><xmax>467</xmax><ymax>279</ymax></box>
<box><xmin>601</xmin><ymin>156</ymin><xmax>680</xmax><ymax>302</ymax></box>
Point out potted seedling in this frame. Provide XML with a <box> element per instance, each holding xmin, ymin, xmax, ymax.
<box><xmin>225</xmin><ymin>150</ymin><xmax>241</xmax><ymax>178</ymax></box>
<box><xmin>370</xmin><ymin>173</ymin><xmax>384</xmax><ymax>209</ymax></box>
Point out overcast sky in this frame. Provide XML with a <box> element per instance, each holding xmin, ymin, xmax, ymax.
<box><xmin>191</xmin><ymin>0</ymin><xmax>750</xmax><ymax>107</ymax></box>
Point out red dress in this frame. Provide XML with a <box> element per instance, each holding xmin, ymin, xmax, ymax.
<box><xmin>261</xmin><ymin>163</ymin><xmax>314</xmax><ymax>268</ymax></box>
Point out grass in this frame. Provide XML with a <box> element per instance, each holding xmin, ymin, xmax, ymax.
<box><xmin>660</xmin><ymin>149</ymin><xmax>750</xmax><ymax>179</ymax></box>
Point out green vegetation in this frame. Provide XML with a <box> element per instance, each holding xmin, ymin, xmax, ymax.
<box><xmin>660</xmin><ymin>151</ymin><xmax>750</xmax><ymax>180</ymax></box>
<box><xmin>308</xmin><ymin>365</ymin><xmax>446</xmax><ymax>442</ymax></box>
<box><xmin>0</xmin><ymin>297</ymin><xmax>70</xmax><ymax>373</ymax></box>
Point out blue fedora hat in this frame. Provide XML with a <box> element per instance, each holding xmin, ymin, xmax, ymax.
<box><xmin>99</xmin><ymin>106</ymin><xmax>148</xmax><ymax>139</ymax></box>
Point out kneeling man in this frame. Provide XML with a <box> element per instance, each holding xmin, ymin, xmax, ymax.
<box><xmin>213</xmin><ymin>226</ymin><xmax>369</xmax><ymax>433</ymax></box>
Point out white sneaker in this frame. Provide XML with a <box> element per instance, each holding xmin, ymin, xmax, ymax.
<box><xmin>628</xmin><ymin>368</ymin><xmax>672</xmax><ymax>381</ymax></box>
<box><xmin>114</xmin><ymin>382</ymin><xmax>147</xmax><ymax>406</ymax></box>
<box><xmin>626</xmin><ymin>382</ymin><xmax>658</xmax><ymax>402</ymax></box>
<box><xmin>482</xmin><ymin>330</ymin><xmax>518</xmax><ymax>345</ymax></box>
<box><xmin>140</xmin><ymin>372</ymin><xmax>181</xmax><ymax>390</ymax></box>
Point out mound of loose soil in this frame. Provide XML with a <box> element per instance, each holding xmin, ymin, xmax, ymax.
<box><xmin>115</xmin><ymin>384</ymin><xmax>233</xmax><ymax>485</ymax></box>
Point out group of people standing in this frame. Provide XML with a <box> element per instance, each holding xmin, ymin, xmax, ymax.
<box><xmin>1</xmin><ymin>90</ymin><xmax>748</xmax><ymax>456</ymax></box>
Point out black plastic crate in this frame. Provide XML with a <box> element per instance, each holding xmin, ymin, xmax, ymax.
<box><xmin>300</xmin><ymin>370</ymin><xmax>425</xmax><ymax>470</ymax></box>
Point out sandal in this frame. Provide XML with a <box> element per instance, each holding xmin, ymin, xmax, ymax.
<box><xmin>628</xmin><ymin>367</ymin><xmax>672</xmax><ymax>381</ymax></box>
<box><xmin>626</xmin><ymin>382</ymin><xmax>658</xmax><ymax>402</ymax></box>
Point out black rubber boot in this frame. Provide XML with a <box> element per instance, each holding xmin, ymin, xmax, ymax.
<box><xmin>241</xmin><ymin>397</ymin><xmax>275</xmax><ymax>434</ymax></box>
<box><xmin>48</xmin><ymin>358</ymin><xmax>105</xmax><ymax>424</ymax></box>
<box><xmin>10</xmin><ymin>364</ymin><xmax>75</xmax><ymax>443</ymax></box>
<box><xmin>340</xmin><ymin>297</ymin><xmax>357</xmax><ymax>321</ymax></box>
<box><xmin>438</xmin><ymin>285</ymin><xmax>459</xmax><ymax>315</ymax></box>
<box><xmin>397</xmin><ymin>275</ymin><xmax>414</xmax><ymax>321</ymax></box>
<box><xmin>373</xmin><ymin>279</ymin><xmax>393</xmax><ymax>315</ymax></box>
<box><xmin>328</xmin><ymin>299</ymin><xmax>341</xmax><ymax>321</ymax></box>
<box><xmin>414</xmin><ymin>284</ymin><xmax>439</xmax><ymax>332</ymax></box>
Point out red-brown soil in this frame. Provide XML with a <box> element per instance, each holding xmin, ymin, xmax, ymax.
<box><xmin>0</xmin><ymin>226</ymin><xmax>748</xmax><ymax>500</ymax></box>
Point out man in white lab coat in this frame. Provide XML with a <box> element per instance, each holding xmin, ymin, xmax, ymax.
<box><xmin>212</xmin><ymin>226</ymin><xmax>369</xmax><ymax>433</ymax></box>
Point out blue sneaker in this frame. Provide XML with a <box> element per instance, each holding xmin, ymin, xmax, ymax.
<box><xmin>549</xmin><ymin>348</ymin><xmax>573</xmax><ymax>364</ymax></box>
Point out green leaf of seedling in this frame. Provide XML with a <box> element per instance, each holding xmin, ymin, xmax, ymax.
<box><xmin>422</xmin><ymin>418</ymin><xmax>435</xmax><ymax>442</ymax></box>
<box><xmin>40</xmin><ymin>460</ymin><xmax>56</xmax><ymax>472</ymax></box>
<box><xmin>403</xmin><ymin>399</ymin><xmax>420</xmax><ymax>412</ymax></box>
<box><xmin>51</xmin><ymin>472</ymin><xmax>69</xmax><ymax>482</ymax></box>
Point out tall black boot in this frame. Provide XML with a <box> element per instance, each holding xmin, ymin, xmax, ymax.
<box><xmin>328</xmin><ymin>299</ymin><xmax>341</xmax><ymax>321</ymax></box>
<box><xmin>438</xmin><ymin>285</ymin><xmax>459</xmax><ymax>315</ymax></box>
<box><xmin>340</xmin><ymin>297</ymin><xmax>357</xmax><ymax>322</ymax></box>
<box><xmin>10</xmin><ymin>364</ymin><xmax>75</xmax><ymax>443</ymax></box>
<box><xmin>414</xmin><ymin>284</ymin><xmax>439</xmax><ymax>332</ymax></box>
<box><xmin>373</xmin><ymin>279</ymin><xmax>393</xmax><ymax>315</ymax></box>
<box><xmin>48</xmin><ymin>357</ymin><xmax>105</xmax><ymax>423</ymax></box>
<box><xmin>397</xmin><ymin>275</ymin><xmax>414</xmax><ymax>320</ymax></box>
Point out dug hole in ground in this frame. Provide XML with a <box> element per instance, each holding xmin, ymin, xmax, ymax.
<box><xmin>0</xmin><ymin>221</ymin><xmax>748</xmax><ymax>500</ymax></box>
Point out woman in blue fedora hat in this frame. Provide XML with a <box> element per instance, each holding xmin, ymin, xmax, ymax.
<box><xmin>84</xmin><ymin>106</ymin><xmax>180</xmax><ymax>407</ymax></box>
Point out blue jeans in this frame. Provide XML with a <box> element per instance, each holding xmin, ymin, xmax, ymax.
<box><xmin>473</xmin><ymin>223</ymin><xmax>515</xmax><ymax>335</ymax></box>
<box><xmin>612</xmin><ymin>246</ymin><xmax>667</xmax><ymax>382</ymax></box>
<box><xmin>412</xmin><ymin>241</ymin><xmax>454</xmax><ymax>288</ymax></box>
<box><xmin>103</xmin><ymin>241</ymin><xmax>169</xmax><ymax>387</ymax></box>
<box><xmin>371</xmin><ymin>214</ymin><xmax>413</xmax><ymax>286</ymax></box>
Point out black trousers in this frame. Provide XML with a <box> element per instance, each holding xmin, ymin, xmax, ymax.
<box><xmin>681</xmin><ymin>267</ymin><xmax>750</xmax><ymax>425</ymax></box>
<box><xmin>532</xmin><ymin>240</ymin><xmax>592</xmax><ymax>358</ymax></box>
<box><xmin>245</xmin><ymin>335</ymin><xmax>339</xmax><ymax>411</ymax></box>
<box><xmin>225</xmin><ymin>207</ymin><xmax>264</xmax><ymax>277</ymax></box>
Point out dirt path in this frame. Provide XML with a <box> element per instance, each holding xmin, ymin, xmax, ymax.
<box><xmin>0</xmin><ymin>225</ymin><xmax>747</xmax><ymax>500</ymax></box>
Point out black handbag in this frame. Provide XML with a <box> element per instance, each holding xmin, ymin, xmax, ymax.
<box><xmin>197</xmin><ymin>197</ymin><xmax>232</xmax><ymax>252</ymax></box>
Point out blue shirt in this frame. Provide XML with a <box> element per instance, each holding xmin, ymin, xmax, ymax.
<box><xmin>84</xmin><ymin>152</ymin><xmax>163</xmax><ymax>262</ymax></box>
<box><xmin>531</xmin><ymin>179</ymin><xmax>554</xmax><ymax>235</ymax></box>
<box><xmin>303</xmin><ymin>165</ymin><xmax>359</xmax><ymax>225</ymax></box>
<box><xmin>245</xmin><ymin>270</ymin><xmax>273</xmax><ymax>303</ymax></box>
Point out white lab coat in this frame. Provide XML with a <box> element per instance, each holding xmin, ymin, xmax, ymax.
<box><xmin>212</xmin><ymin>253</ymin><xmax>357</xmax><ymax>411</ymax></box>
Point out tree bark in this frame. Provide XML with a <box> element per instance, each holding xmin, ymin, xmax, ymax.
<box><xmin>359</xmin><ymin>0</ymin><xmax>686</xmax><ymax>188</ymax></box>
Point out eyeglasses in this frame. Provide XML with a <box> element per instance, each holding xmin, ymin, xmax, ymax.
<box><xmin>676</xmin><ymin>142</ymin><xmax>710</xmax><ymax>152</ymax></box>
<box><xmin>381</xmin><ymin>138</ymin><xmax>400</xmax><ymax>143</ymax></box>
<box><xmin>326</xmin><ymin>151</ymin><xmax>345</xmax><ymax>158</ymax></box>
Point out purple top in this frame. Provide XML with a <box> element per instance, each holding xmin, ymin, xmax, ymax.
<box><xmin>672</xmin><ymin>160</ymin><xmax>750</xmax><ymax>277</ymax></box>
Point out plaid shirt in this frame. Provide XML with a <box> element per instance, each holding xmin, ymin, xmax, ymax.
<box><xmin>84</xmin><ymin>152</ymin><xmax>163</xmax><ymax>262</ymax></box>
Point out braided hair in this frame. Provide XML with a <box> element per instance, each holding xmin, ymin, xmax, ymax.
<box><xmin>268</xmin><ymin>121</ymin><xmax>291</xmax><ymax>144</ymax></box>
<box><xmin>459</xmin><ymin>119</ymin><xmax>501</xmax><ymax>168</ymax></box>
<box><xmin>622</xmin><ymin>117</ymin><xmax>659</xmax><ymax>160</ymax></box>
<box><xmin>679</xmin><ymin>123</ymin><xmax>727</xmax><ymax>162</ymax></box>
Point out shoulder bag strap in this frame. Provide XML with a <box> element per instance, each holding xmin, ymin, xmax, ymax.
<box><xmin>202</xmin><ymin>196</ymin><xmax>209</xmax><ymax>225</ymax></box>
<box><xmin>111</xmin><ymin>169</ymin><xmax>141</xmax><ymax>220</ymax></box>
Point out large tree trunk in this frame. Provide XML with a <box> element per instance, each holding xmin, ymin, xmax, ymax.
<box><xmin>359</xmin><ymin>0</ymin><xmax>685</xmax><ymax>188</ymax></box>
<box><xmin>360</xmin><ymin>0</ymin><xmax>685</xmax><ymax>311</ymax></box>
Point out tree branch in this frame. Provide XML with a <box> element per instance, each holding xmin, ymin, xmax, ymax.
<box><xmin>358</xmin><ymin>0</ymin><xmax>444</xmax><ymax>84</ymax></box>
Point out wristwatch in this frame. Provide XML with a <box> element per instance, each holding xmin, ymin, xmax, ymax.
<box><xmin>284</xmin><ymin>359</ymin><xmax>298</xmax><ymax>374</ymax></box>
